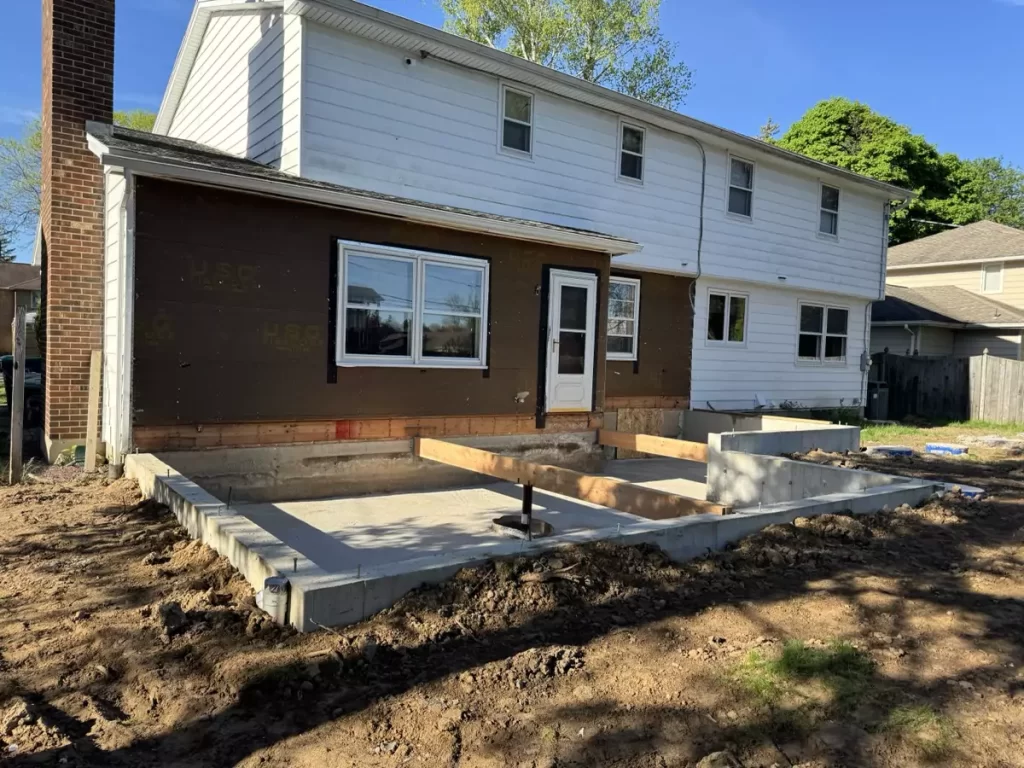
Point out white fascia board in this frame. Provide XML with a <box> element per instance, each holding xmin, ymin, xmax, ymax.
<box><xmin>288</xmin><ymin>0</ymin><xmax>912</xmax><ymax>201</ymax></box>
<box><xmin>154</xmin><ymin>0</ymin><xmax>287</xmax><ymax>135</ymax></box>
<box><xmin>888</xmin><ymin>254</ymin><xmax>1024</xmax><ymax>271</ymax></box>
<box><xmin>872</xmin><ymin>320</ymin><xmax>1024</xmax><ymax>330</ymax></box>
<box><xmin>89</xmin><ymin>149</ymin><xmax>639</xmax><ymax>256</ymax></box>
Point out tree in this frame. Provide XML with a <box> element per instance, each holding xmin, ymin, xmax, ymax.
<box><xmin>937</xmin><ymin>156</ymin><xmax>1024</xmax><ymax>230</ymax></box>
<box><xmin>439</xmin><ymin>0</ymin><xmax>693</xmax><ymax>108</ymax></box>
<box><xmin>0</xmin><ymin>229</ymin><xmax>14</xmax><ymax>262</ymax></box>
<box><xmin>0</xmin><ymin>109</ymin><xmax>156</xmax><ymax>252</ymax></box>
<box><xmin>758</xmin><ymin>117</ymin><xmax>780</xmax><ymax>142</ymax></box>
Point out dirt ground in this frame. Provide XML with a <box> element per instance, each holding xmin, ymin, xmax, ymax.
<box><xmin>2</xmin><ymin>451</ymin><xmax>1024</xmax><ymax>767</ymax></box>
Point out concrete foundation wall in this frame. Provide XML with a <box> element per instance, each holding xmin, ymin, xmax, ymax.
<box><xmin>157</xmin><ymin>432</ymin><xmax>602</xmax><ymax>503</ymax></box>
<box><xmin>707</xmin><ymin>446</ymin><xmax>904</xmax><ymax>506</ymax></box>
<box><xmin>713</xmin><ymin>425</ymin><xmax>860</xmax><ymax>456</ymax></box>
<box><xmin>680</xmin><ymin>410</ymin><xmax>763</xmax><ymax>443</ymax></box>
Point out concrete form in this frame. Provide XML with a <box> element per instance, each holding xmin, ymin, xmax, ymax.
<box><xmin>126</xmin><ymin>416</ymin><xmax>944</xmax><ymax>631</ymax></box>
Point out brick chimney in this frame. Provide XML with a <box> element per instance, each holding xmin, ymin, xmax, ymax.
<box><xmin>41</xmin><ymin>0</ymin><xmax>114</xmax><ymax>460</ymax></box>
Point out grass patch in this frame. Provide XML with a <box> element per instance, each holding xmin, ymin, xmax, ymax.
<box><xmin>861</xmin><ymin>419</ymin><xmax>1024</xmax><ymax>444</ymax></box>
<box><xmin>732</xmin><ymin>640</ymin><xmax>874</xmax><ymax>711</ymax></box>
<box><xmin>886</xmin><ymin>705</ymin><xmax>954</xmax><ymax>758</ymax></box>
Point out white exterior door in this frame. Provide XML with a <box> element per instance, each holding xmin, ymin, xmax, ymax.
<box><xmin>546</xmin><ymin>269</ymin><xmax>598</xmax><ymax>412</ymax></box>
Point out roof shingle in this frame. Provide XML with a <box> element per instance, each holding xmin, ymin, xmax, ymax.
<box><xmin>0</xmin><ymin>263</ymin><xmax>40</xmax><ymax>291</ymax></box>
<box><xmin>875</xmin><ymin>283</ymin><xmax>1024</xmax><ymax>327</ymax></box>
<box><xmin>888</xmin><ymin>220</ymin><xmax>1024</xmax><ymax>268</ymax></box>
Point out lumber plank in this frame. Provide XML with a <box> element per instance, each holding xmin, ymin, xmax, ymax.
<box><xmin>598</xmin><ymin>430</ymin><xmax>708</xmax><ymax>463</ymax></box>
<box><xmin>414</xmin><ymin>438</ymin><xmax>729</xmax><ymax>518</ymax></box>
<box><xmin>85</xmin><ymin>349</ymin><xmax>102</xmax><ymax>472</ymax></box>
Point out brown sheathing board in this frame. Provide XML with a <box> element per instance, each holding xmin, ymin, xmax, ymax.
<box><xmin>132</xmin><ymin>178</ymin><xmax>610</xmax><ymax>426</ymax></box>
<box><xmin>605</xmin><ymin>270</ymin><xmax>693</xmax><ymax>401</ymax></box>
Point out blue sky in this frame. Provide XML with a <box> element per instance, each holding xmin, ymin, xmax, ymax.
<box><xmin>1</xmin><ymin>0</ymin><xmax>1023</xmax><ymax>259</ymax></box>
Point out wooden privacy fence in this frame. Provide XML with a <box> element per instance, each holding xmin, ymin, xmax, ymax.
<box><xmin>872</xmin><ymin>351</ymin><xmax>1024</xmax><ymax>423</ymax></box>
<box><xmin>970</xmin><ymin>353</ymin><xmax>1024</xmax><ymax>423</ymax></box>
<box><xmin>871</xmin><ymin>352</ymin><xmax>970</xmax><ymax>421</ymax></box>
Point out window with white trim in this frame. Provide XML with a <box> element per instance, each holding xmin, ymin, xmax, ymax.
<box><xmin>798</xmin><ymin>304</ymin><xmax>848</xmax><ymax>363</ymax></box>
<box><xmin>500</xmin><ymin>85</ymin><xmax>533</xmax><ymax>155</ymax></box>
<box><xmin>619</xmin><ymin>123</ymin><xmax>645</xmax><ymax>182</ymax></box>
<box><xmin>820</xmin><ymin>184</ymin><xmax>840</xmax><ymax>236</ymax></box>
<box><xmin>338</xmin><ymin>242</ymin><xmax>489</xmax><ymax>368</ymax></box>
<box><xmin>607</xmin><ymin>277</ymin><xmax>641</xmax><ymax>360</ymax></box>
<box><xmin>706</xmin><ymin>291</ymin><xmax>747</xmax><ymax>344</ymax></box>
<box><xmin>982</xmin><ymin>263</ymin><xmax>1004</xmax><ymax>293</ymax></box>
<box><xmin>728</xmin><ymin>157</ymin><xmax>754</xmax><ymax>217</ymax></box>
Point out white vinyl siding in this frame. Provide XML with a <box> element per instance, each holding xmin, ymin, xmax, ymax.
<box><xmin>168</xmin><ymin>9</ymin><xmax>302</xmax><ymax>171</ymax></box>
<box><xmin>299</xmin><ymin>23</ymin><xmax>890</xmax><ymax>300</ymax></box>
<box><xmin>691</xmin><ymin>279</ymin><xmax>869</xmax><ymax>411</ymax></box>
<box><xmin>889</xmin><ymin>263</ymin><xmax>1024</xmax><ymax>309</ymax></box>
<box><xmin>102</xmin><ymin>170</ymin><xmax>125</xmax><ymax>456</ymax></box>
<box><xmin>917</xmin><ymin>326</ymin><xmax>955</xmax><ymax>356</ymax></box>
<box><xmin>953</xmin><ymin>330</ymin><xmax>1022</xmax><ymax>360</ymax></box>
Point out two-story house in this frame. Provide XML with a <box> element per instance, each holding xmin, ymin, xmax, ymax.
<box><xmin>39</xmin><ymin>0</ymin><xmax>910</xmax><ymax>465</ymax></box>
<box><xmin>872</xmin><ymin>221</ymin><xmax>1024</xmax><ymax>360</ymax></box>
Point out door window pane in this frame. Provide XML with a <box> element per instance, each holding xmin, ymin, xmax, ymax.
<box><xmin>558</xmin><ymin>331</ymin><xmax>585</xmax><ymax>374</ymax></box>
<box><xmin>559</xmin><ymin>285</ymin><xmax>588</xmax><ymax>330</ymax></box>
<box><xmin>707</xmin><ymin>293</ymin><xmax>726</xmax><ymax>340</ymax></box>
<box><xmin>346</xmin><ymin>255</ymin><xmax>413</xmax><ymax>309</ymax></box>
<box><xmin>345</xmin><ymin>308</ymin><xmax>411</xmax><ymax>356</ymax></box>
<box><xmin>728</xmin><ymin>296</ymin><xmax>746</xmax><ymax>342</ymax></box>
<box><xmin>422</xmin><ymin>315</ymin><xmax>480</xmax><ymax>358</ymax></box>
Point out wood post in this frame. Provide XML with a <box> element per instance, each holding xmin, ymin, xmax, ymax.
<box><xmin>84</xmin><ymin>349</ymin><xmax>102</xmax><ymax>472</ymax></box>
<box><xmin>8</xmin><ymin>307</ymin><xmax>25</xmax><ymax>484</ymax></box>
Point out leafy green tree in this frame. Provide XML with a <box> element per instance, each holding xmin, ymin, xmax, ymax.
<box><xmin>439</xmin><ymin>0</ymin><xmax>693</xmax><ymax>108</ymax></box>
<box><xmin>0</xmin><ymin>109</ymin><xmax>156</xmax><ymax>251</ymax></box>
<box><xmin>0</xmin><ymin>229</ymin><xmax>14</xmax><ymax>262</ymax></box>
<box><xmin>937</xmin><ymin>156</ymin><xmax>1024</xmax><ymax>230</ymax></box>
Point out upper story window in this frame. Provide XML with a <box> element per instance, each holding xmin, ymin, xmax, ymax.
<box><xmin>619</xmin><ymin>123</ymin><xmax>645</xmax><ymax>182</ymax></box>
<box><xmin>820</xmin><ymin>184</ymin><xmax>840</xmax><ymax>236</ymax></box>
<box><xmin>337</xmin><ymin>242</ymin><xmax>489</xmax><ymax>368</ymax></box>
<box><xmin>728</xmin><ymin>157</ymin><xmax>754</xmax><ymax>217</ymax></box>
<box><xmin>500</xmin><ymin>85</ymin><xmax>533</xmax><ymax>156</ymax></box>
<box><xmin>982</xmin><ymin>263</ymin><xmax>1004</xmax><ymax>294</ymax></box>
<box><xmin>706</xmin><ymin>290</ymin><xmax>747</xmax><ymax>344</ymax></box>
<box><xmin>798</xmin><ymin>304</ymin><xmax>848</xmax><ymax>364</ymax></box>
<box><xmin>607</xmin><ymin>277</ymin><xmax>641</xmax><ymax>360</ymax></box>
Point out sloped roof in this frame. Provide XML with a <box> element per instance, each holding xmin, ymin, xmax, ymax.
<box><xmin>87</xmin><ymin>124</ymin><xmax>640</xmax><ymax>255</ymax></box>
<box><xmin>875</xmin><ymin>283</ymin><xmax>1024</xmax><ymax>327</ymax></box>
<box><xmin>888</xmin><ymin>221</ymin><xmax>1024</xmax><ymax>268</ymax></box>
<box><xmin>0</xmin><ymin>263</ymin><xmax>40</xmax><ymax>291</ymax></box>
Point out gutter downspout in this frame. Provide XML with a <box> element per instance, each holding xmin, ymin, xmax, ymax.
<box><xmin>862</xmin><ymin>197</ymin><xmax>913</xmax><ymax>412</ymax></box>
<box><xmin>904</xmin><ymin>324</ymin><xmax>917</xmax><ymax>356</ymax></box>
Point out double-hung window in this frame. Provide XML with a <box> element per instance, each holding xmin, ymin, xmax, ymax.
<box><xmin>798</xmin><ymin>304</ymin><xmax>848</xmax><ymax>363</ymax></box>
<box><xmin>607</xmin><ymin>277</ymin><xmax>641</xmax><ymax>360</ymax></box>
<box><xmin>728</xmin><ymin>157</ymin><xmax>754</xmax><ymax>217</ymax></box>
<box><xmin>338</xmin><ymin>242</ymin><xmax>489</xmax><ymax>368</ymax></box>
<box><xmin>619</xmin><ymin>123</ymin><xmax>645</xmax><ymax>182</ymax></box>
<box><xmin>819</xmin><ymin>184</ymin><xmax>840</xmax><ymax>236</ymax></box>
<box><xmin>500</xmin><ymin>85</ymin><xmax>533</xmax><ymax>155</ymax></box>
<box><xmin>706</xmin><ymin>290</ymin><xmax>747</xmax><ymax>344</ymax></box>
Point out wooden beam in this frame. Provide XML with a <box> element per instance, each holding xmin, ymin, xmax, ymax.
<box><xmin>598</xmin><ymin>430</ymin><xmax>708</xmax><ymax>463</ymax></box>
<box><xmin>8</xmin><ymin>308</ymin><xmax>25</xmax><ymax>484</ymax></box>
<box><xmin>414</xmin><ymin>438</ymin><xmax>730</xmax><ymax>518</ymax></box>
<box><xmin>85</xmin><ymin>349</ymin><xmax>102</xmax><ymax>472</ymax></box>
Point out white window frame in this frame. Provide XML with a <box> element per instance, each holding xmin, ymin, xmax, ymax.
<box><xmin>705</xmin><ymin>289</ymin><xmax>749</xmax><ymax>346</ymax></box>
<box><xmin>819</xmin><ymin>182</ymin><xmax>840</xmax><ymax>238</ymax></box>
<box><xmin>797</xmin><ymin>302</ymin><xmax>849</xmax><ymax>366</ymax></box>
<box><xmin>336</xmin><ymin>241</ymin><xmax>490</xmax><ymax>369</ymax></box>
<box><xmin>498</xmin><ymin>82</ymin><xmax>534</xmax><ymax>159</ymax></box>
<box><xmin>726</xmin><ymin>155</ymin><xmax>755</xmax><ymax>219</ymax></box>
<box><xmin>617</xmin><ymin>120</ymin><xmax>646</xmax><ymax>184</ymax></box>
<box><xmin>607</xmin><ymin>276</ymin><xmax>641</xmax><ymax>361</ymax></box>
<box><xmin>981</xmin><ymin>262</ymin><xmax>1004</xmax><ymax>294</ymax></box>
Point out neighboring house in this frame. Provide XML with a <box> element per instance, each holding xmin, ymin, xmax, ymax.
<box><xmin>872</xmin><ymin>221</ymin><xmax>1024</xmax><ymax>360</ymax></box>
<box><xmin>39</xmin><ymin>0</ymin><xmax>911</xmax><ymax>464</ymax></box>
<box><xmin>0</xmin><ymin>263</ymin><xmax>41</xmax><ymax>357</ymax></box>
<box><xmin>872</xmin><ymin>284</ymin><xmax>1024</xmax><ymax>360</ymax></box>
